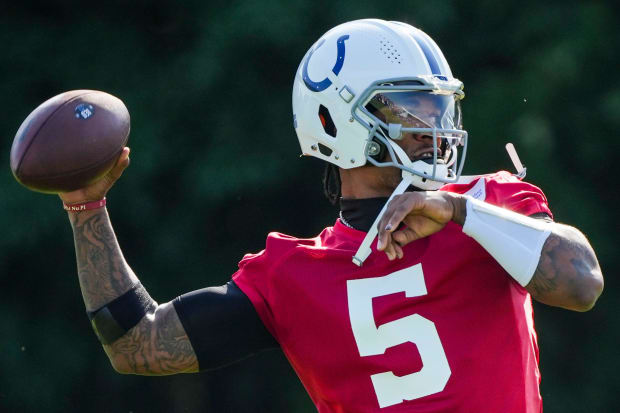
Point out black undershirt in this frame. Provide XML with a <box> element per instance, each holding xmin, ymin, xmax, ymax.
<box><xmin>340</xmin><ymin>197</ymin><xmax>389</xmax><ymax>232</ymax></box>
<box><xmin>173</xmin><ymin>198</ymin><xmax>551</xmax><ymax>371</ymax></box>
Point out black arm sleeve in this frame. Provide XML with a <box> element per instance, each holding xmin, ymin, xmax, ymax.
<box><xmin>172</xmin><ymin>280</ymin><xmax>279</xmax><ymax>371</ymax></box>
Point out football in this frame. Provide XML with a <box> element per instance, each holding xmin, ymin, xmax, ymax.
<box><xmin>10</xmin><ymin>90</ymin><xmax>130</xmax><ymax>193</ymax></box>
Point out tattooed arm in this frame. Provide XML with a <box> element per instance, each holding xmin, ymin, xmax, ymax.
<box><xmin>376</xmin><ymin>192</ymin><xmax>604</xmax><ymax>312</ymax></box>
<box><xmin>61</xmin><ymin>148</ymin><xmax>197</xmax><ymax>375</ymax></box>
<box><xmin>525</xmin><ymin>222</ymin><xmax>603</xmax><ymax>312</ymax></box>
<box><xmin>69</xmin><ymin>207</ymin><xmax>198</xmax><ymax>375</ymax></box>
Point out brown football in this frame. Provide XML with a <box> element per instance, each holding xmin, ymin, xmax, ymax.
<box><xmin>10</xmin><ymin>90</ymin><xmax>130</xmax><ymax>193</ymax></box>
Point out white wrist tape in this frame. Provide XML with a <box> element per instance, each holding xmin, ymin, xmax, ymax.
<box><xmin>462</xmin><ymin>197</ymin><xmax>552</xmax><ymax>286</ymax></box>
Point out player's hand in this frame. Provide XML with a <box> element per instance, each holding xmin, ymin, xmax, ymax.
<box><xmin>377</xmin><ymin>191</ymin><xmax>466</xmax><ymax>260</ymax></box>
<box><xmin>59</xmin><ymin>147</ymin><xmax>130</xmax><ymax>205</ymax></box>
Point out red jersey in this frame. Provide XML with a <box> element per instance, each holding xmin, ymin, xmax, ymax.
<box><xmin>233</xmin><ymin>171</ymin><xmax>552</xmax><ymax>412</ymax></box>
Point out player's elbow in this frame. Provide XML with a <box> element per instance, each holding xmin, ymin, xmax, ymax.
<box><xmin>104</xmin><ymin>348</ymin><xmax>135</xmax><ymax>375</ymax></box>
<box><xmin>102</xmin><ymin>338</ymin><xmax>146</xmax><ymax>375</ymax></box>
<box><xmin>570</xmin><ymin>269</ymin><xmax>604</xmax><ymax>312</ymax></box>
<box><xmin>111</xmin><ymin>359</ymin><xmax>133</xmax><ymax>375</ymax></box>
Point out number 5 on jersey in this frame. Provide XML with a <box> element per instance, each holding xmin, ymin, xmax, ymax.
<box><xmin>347</xmin><ymin>264</ymin><xmax>451</xmax><ymax>408</ymax></box>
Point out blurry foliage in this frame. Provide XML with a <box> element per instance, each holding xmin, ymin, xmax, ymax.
<box><xmin>1</xmin><ymin>0</ymin><xmax>618</xmax><ymax>412</ymax></box>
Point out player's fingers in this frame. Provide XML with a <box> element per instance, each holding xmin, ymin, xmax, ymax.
<box><xmin>377</xmin><ymin>204</ymin><xmax>394</xmax><ymax>251</ymax></box>
<box><xmin>393</xmin><ymin>242</ymin><xmax>404</xmax><ymax>259</ymax></box>
<box><xmin>377</xmin><ymin>195</ymin><xmax>407</xmax><ymax>248</ymax></box>
<box><xmin>377</xmin><ymin>230</ymin><xmax>397</xmax><ymax>260</ymax></box>
<box><xmin>386</xmin><ymin>196</ymin><xmax>425</xmax><ymax>231</ymax></box>
<box><xmin>379</xmin><ymin>194</ymin><xmax>421</xmax><ymax>236</ymax></box>
<box><xmin>377</xmin><ymin>229</ymin><xmax>386</xmax><ymax>251</ymax></box>
<box><xmin>118</xmin><ymin>147</ymin><xmax>130</xmax><ymax>168</ymax></box>
<box><xmin>108</xmin><ymin>148</ymin><xmax>131</xmax><ymax>181</ymax></box>
<box><xmin>385</xmin><ymin>240</ymin><xmax>405</xmax><ymax>260</ymax></box>
<box><xmin>377</xmin><ymin>229</ymin><xmax>391</xmax><ymax>252</ymax></box>
<box><xmin>392</xmin><ymin>229</ymin><xmax>420</xmax><ymax>247</ymax></box>
<box><xmin>383</xmin><ymin>237</ymin><xmax>397</xmax><ymax>260</ymax></box>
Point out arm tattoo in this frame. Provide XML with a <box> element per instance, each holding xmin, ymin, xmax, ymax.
<box><xmin>526</xmin><ymin>224</ymin><xmax>602</xmax><ymax>309</ymax></box>
<box><xmin>70</xmin><ymin>210</ymin><xmax>197</xmax><ymax>374</ymax></box>
<box><xmin>109</xmin><ymin>304</ymin><xmax>198</xmax><ymax>375</ymax></box>
<box><xmin>70</xmin><ymin>209</ymin><xmax>137</xmax><ymax>310</ymax></box>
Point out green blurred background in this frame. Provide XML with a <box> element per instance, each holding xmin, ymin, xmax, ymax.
<box><xmin>1</xmin><ymin>0</ymin><xmax>618</xmax><ymax>411</ymax></box>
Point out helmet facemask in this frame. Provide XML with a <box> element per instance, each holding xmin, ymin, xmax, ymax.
<box><xmin>354</xmin><ymin>78</ymin><xmax>468</xmax><ymax>190</ymax></box>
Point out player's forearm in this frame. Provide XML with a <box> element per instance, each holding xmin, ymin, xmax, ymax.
<box><xmin>451</xmin><ymin>196</ymin><xmax>604</xmax><ymax>311</ymax></box>
<box><xmin>68</xmin><ymin>208</ymin><xmax>199</xmax><ymax>374</ymax></box>
<box><xmin>68</xmin><ymin>207</ymin><xmax>138</xmax><ymax>311</ymax></box>
<box><xmin>526</xmin><ymin>223</ymin><xmax>603</xmax><ymax>311</ymax></box>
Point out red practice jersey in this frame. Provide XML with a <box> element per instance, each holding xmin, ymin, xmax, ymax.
<box><xmin>233</xmin><ymin>171</ymin><xmax>552</xmax><ymax>412</ymax></box>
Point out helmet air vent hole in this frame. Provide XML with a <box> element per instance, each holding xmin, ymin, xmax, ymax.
<box><xmin>379</xmin><ymin>38</ymin><xmax>400</xmax><ymax>64</ymax></box>
<box><xmin>318</xmin><ymin>143</ymin><xmax>333</xmax><ymax>157</ymax></box>
<box><xmin>318</xmin><ymin>104</ymin><xmax>337</xmax><ymax>137</ymax></box>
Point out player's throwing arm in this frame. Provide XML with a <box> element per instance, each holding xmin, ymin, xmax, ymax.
<box><xmin>61</xmin><ymin>149</ymin><xmax>199</xmax><ymax>375</ymax></box>
<box><xmin>9</xmin><ymin>91</ymin><xmax>200</xmax><ymax>375</ymax></box>
<box><xmin>377</xmin><ymin>191</ymin><xmax>603</xmax><ymax>311</ymax></box>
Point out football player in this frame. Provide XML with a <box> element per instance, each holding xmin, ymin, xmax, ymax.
<box><xmin>60</xmin><ymin>19</ymin><xmax>603</xmax><ymax>412</ymax></box>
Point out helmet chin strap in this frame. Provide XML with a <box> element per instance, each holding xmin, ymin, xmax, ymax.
<box><xmin>352</xmin><ymin>139</ymin><xmax>417</xmax><ymax>266</ymax></box>
<box><xmin>453</xmin><ymin>142</ymin><xmax>527</xmax><ymax>185</ymax></box>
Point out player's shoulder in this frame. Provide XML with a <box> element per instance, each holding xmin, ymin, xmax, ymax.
<box><xmin>441</xmin><ymin>170</ymin><xmax>544</xmax><ymax>198</ymax></box>
<box><xmin>238</xmin><ymin>230</ymin><xmax>327</xmax><ymax>270</ymax></box>
<box><xmin>441</xmin><ymin>170</ymin><xmax>552</xmax><ymax>217</ymax></box>
<box><xmin>264</xmin><ymin>230</ymin><xmax>325</xmax><ymax>252</ymax></box>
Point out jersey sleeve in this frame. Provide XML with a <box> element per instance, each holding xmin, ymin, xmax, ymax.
<box><xmin>442</xmin><ymin>171</ymin><xmax>553</xmax><ymax>219</ymax></box>
<box><xmin>231</xmin><ymin>233</ymin><xmax>294</xmax><ymax>342</ymax></box>
<box><xmin>483</xmin><ymin>171</ymin><xmax>553</xmax><ymax>219</ymax></box>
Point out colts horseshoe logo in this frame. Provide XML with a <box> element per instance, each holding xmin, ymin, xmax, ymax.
<box><xmin>302</xmin><ymin>35</ymin><xmax>350</xmax><ymax>92</ymax></box>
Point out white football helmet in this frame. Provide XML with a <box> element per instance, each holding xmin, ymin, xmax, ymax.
<box><xmin>292</xmin><ymin>18</ymin><xmax>467</xmax><ymax>191</ymax></box>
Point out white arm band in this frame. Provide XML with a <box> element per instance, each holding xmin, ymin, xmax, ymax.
<box><xmin>462</xmin><ymin>197</ymin><xmax>552</xmax><ymax>286</ymax></box>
